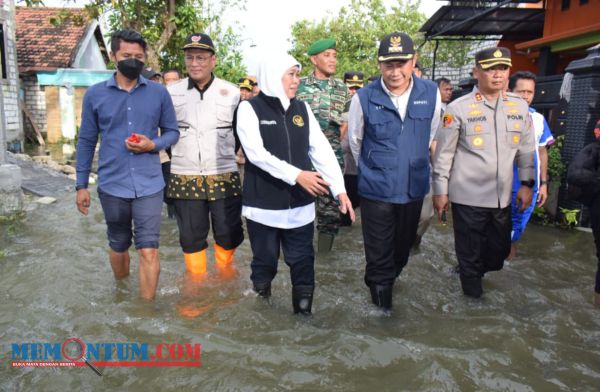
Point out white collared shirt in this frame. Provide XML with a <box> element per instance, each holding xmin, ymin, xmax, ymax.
<box><xmin>236</xmin><ymin>100</ymin><xmax>346</xmax><ymax>229</ymax></box>
<box><xmin>348</xmin><ymin>77</ymin><xmax>441</xmax><ymax>163</ymax></box>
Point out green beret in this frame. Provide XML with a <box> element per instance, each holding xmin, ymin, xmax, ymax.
<box><xmin>307</xmin><ymin>38</ymin><xmax>336</xmax><ymax>56</ymax></box>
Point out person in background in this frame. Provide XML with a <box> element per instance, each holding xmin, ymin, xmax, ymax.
<box><xmin>567</xmin><ymin>119</ymin><xmax>600</xmax><ymax>306</ymax></box>
<box><xmin>340</xmin><ymin>71</ymin><xmax>364</xmax><ymax>226</ymax></box>
<box><xmin>507</xmin><ymin>71</ymin><xmax>555</xmax><ymax>259</ymax></box>
<box><xmin>163</xmin><ymin>68</ymin><xmax>181</xmax><ymax>86</ymax></box>
<box><xmin>167</xmin><ymin>33</ymin><xmax>244</xmax><ymax>277</ymax></box>
<box><xmin>142</xmin><ymin>67</ymin><xmax>162</xmax><ymax>83</ymax></box>
<box><xmin>238</xmin><ymin>77</ymin><xmax>254</xmax><ymax>101</ymax></box>
<box><xmin>436</xmin><ymin>77</ymin><xmax>453</xmax><ymax>114</ymax></box>
<box><xmin>75</xmin><ymin>29</ymin><xmax>179</xmax><ymax>300</ymax></box>
<box><xmin>237</xmin><ymin>54</ymin><xmax>354</xmax><ymax>314</ymax></box>
<box><xmin>297</xmin><ymin>38</ymin><xmax>350</xmax><ymax>253</ymax></box>
<box><xmin>349</xmin><ymin>32</ymin><xmax>441</xmax><ymax>312</ymax></box>
<box><xmin>432</xmin><ymin>47</ymin><xmax>535</xmax><ymax>298</ymax></box>
<box><xmin>414</xmin><ymin>62</ymin><xmax>423</xmax><ymax>78</ymax></box>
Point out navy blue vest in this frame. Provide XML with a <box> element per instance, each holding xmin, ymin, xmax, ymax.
<box><xmin>357</xmin><ymin>77</ymin><xmax>437</xmax><ymax>203</ymax></box>
<box><xmin>243</xmin><ymin>93</ymin><xmax>314</xmax><ymax>210</ymax></box>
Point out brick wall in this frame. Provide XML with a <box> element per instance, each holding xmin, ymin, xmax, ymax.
<box><xmin>1</xmin><ymin>0</ymin><xmax>22</xmax><ymax>144</ymax></box>
<box><xmin>431</xmin><ymin>40</ymin><xmax>499</xmax><ymax>85</ymax></box>
<box><xmin>21</xmin><ymin>74</ymin><xmax>47</xmax><ymax>137</ymax></box>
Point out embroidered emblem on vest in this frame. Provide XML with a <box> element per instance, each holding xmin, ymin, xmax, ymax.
<box><xmin>292</xmin><ymin>115</ymin><xmax>305</xmax><ymax>127</ymax></box>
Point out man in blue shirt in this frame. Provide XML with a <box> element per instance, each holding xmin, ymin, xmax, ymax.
<box><xmin>75</xmin><ymin>30</ymin><xmax>179</xmax><ymax>300</ymax></box>
<box><xmin>508</xmin><ymin>71</ymin><xmax>555</xmax><ymax>259</ymax></box>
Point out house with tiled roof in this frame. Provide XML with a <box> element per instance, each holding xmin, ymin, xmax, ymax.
<box><xmin>1</xmin><ymin>0</ymin><xmax>22</xmax><ymax>152</ymax></box>
<box><xmin>16</xmin><ymin>6</ymin><xmax>111</xmax><ymax>143</ymax></box>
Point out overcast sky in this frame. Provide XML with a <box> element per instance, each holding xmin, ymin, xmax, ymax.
<box><xmin>228</xmin><ymin>0</ymin><xmax>441</xmax><ymax>74</ymax></box>
<box><xmin>42</xmin><ymin>0</ymin><xmax>443</xmax><ymax>73</ymax></box>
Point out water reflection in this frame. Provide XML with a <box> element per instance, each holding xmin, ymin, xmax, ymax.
<box><xmin>1</xmin><ymin>189</ymin><xmax>599</xmax><ymax>390</ymax></box>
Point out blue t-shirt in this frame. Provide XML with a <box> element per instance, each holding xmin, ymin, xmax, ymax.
<box><xmin>512</xmin><ymin>107</ymin><xmax>554</xmax><ymax>192</ymax></box>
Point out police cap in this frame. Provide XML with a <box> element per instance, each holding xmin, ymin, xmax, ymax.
<box><xmin>344</xmin><ymin>71</ymin><xmax>364</xmax><ymax>88</ymax></box>
<box><xmin>475</xmin><ymin>47</ymin><xmax>512</xmax><ymax>69</ymax></box>
<box><xmin>238</xmin><ymin>77</ymin><xmax>253</xmax><ymax>91</ymax></box>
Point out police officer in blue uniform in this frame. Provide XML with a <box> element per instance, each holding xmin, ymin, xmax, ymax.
<box><xmin>348</xmin><ymin>32</ymin><xmax>441</xmax><ymax>311</ymax></box>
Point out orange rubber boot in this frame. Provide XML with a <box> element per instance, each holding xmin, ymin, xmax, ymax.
<box><xmin>214</xmin><ymin>244</ymin><xmax>235</xmax><ymax>266</ymax></box>
<box><xmin>183</xmin><ymin>250</ymin><xmax>207</xmax><ymax>275</ymax></box>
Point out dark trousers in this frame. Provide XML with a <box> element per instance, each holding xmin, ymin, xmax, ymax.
<box><xmin>361</xmin><ymin>197</ymin><xmax>423</xmax><ymax>286</ymax></box>
<box><xmin>247</xmin><ymin>219</ymin><xmax>315</xmax><ymax>287</ymax></box>
<box><xmin>340</xmin><ymin>174</ymin><xmax>360</xmax><ymax>226</ymax></box>
<box><xmin>589</xmin><ymin>197</ymin><xmax>600</xmax><ymax>293</ymax></box>
<box><xmin>173</xmin><ymin>196</ymin><xmax>243</xmax><ymax>253</ymax></box>
<box><xmin>452</xmin><ymin>203</ymin><xmax>512</xmax><ymax>279</ymax></box>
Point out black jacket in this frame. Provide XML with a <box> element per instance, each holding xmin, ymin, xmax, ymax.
<box><xmin>567</xmin><ymin>141</ymin><xmax>600</xmax><ymax>204</ymax></box>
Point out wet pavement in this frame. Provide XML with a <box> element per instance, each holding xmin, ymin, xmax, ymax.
<box><xmin>7</xmin><ymin>153</ymin><xmax>73</xmax><ymax>197</ymax></box>
<box><xmin>1</xmin><ymin>186</ymin><xmax>600</xmax><ymax>391</ymax></box>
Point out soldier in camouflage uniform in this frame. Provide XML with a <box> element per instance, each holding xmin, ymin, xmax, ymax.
<box><xmin>296</xmin><ymin>38</ymin><xmax>350</xmax><ymax>253</ymax></box>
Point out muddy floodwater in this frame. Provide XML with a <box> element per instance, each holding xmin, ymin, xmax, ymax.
<box><xmin>1</xmin><ymin>188</ymin><xmax>599</xmax><ymax>391</ymax></box>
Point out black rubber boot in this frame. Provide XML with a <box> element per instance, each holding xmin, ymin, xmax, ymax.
<box><xmin>317</xmin><ymin>232</ymin><xmax>334</xmax><ymax>254</ymax></box>
<box><xmin>253</xmin><ymin>282</ymin><xmax>271</xmax><ymax>298</ymax></box>
<box><xmin>369</xmin><ymin>284</ymin><xmax>393</xmax><ymax>311</ymax></box>
<box><xmin>460</xmin><ymin>275</ymin><xmax>483</xmax><ymax>298</ymax></box>
<box><xmin>292</xmin><ymin>285</ymin><xmax>314</xmax><ymax>315</ymax></box>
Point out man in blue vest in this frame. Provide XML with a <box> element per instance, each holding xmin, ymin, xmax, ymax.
<box><xmin>348</xmin><ymin>32</ymin><xmax>441</xmax><ymax>312</ymax></box>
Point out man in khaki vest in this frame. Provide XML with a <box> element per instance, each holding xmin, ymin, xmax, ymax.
<box><xmin>167</xmin><ymin>33</ymin><xmax>243</xmax><ymax>277</ymax></box>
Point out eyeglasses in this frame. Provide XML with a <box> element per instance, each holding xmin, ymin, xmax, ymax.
<box><xmin>184</xmin><ymin>55</ymin><xmax>213</xmax><ymax>64</ymax></box>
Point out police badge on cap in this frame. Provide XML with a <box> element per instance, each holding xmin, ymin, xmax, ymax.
<box><xmin>344</xmin><ymin>71</ymin><xmax>364</xmax><ymax>88</ymax></box>
<box><xmin>475</xmin><ymin>47</ymin><xmax>512</xmax><ymax>69</ymax></box>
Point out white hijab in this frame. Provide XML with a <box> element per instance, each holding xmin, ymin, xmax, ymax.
<box><xmin>257</xmin><ymin>54</ymin><xmax>301</xmax><ymax>111</ymax></box>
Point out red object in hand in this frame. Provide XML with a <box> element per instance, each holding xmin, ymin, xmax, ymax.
<box><xmin>127</xmin><ymin>133</ymin><xmax>140</xmax><ymax>143</ymax></box>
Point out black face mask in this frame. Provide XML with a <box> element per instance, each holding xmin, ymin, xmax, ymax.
<box><xmin>117</xmin><ymin>58</ymin><xmax>144</xmax><ymax>80</ymax></box>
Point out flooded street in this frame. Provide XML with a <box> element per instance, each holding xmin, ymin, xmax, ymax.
<box><xmin>1</xmin><ymin>188</ymin><xmax>599</xmax><ymax>391</ymax></box>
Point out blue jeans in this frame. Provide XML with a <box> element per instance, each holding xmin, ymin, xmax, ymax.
<box><xmin>98</xmin><ymin>189</ymin><xmax>163</xmax><ymax>251</ymax></box>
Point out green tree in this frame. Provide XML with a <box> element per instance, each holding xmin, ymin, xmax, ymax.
<box><xmin>289</xmin><ymin>0</ymin><xmax>470</xmax><ymax>79</ymax></box>
<box><xmin>24</xmin><ymin>0</ymin><xmax>247</xmax><ymax>82</ymax></box>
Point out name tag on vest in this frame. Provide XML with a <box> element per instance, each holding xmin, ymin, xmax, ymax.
<box><xmin>260</xmin><ymin>120</ymin><xmax>277</xmax><ymax>125</ymax></box>
<box><xmin>413</xmin><ymin>100</ymin><xmax>428</xmax><ymax>105</ymax></box>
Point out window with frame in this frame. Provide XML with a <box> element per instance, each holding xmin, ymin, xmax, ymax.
<box><xmin>0</xmin><ymin>24</ymin><xmax>7</xmax><ymax>79</ymax></box>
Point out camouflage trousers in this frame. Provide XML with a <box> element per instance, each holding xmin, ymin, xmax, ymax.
<box><xmin>323</xmin><ymin>127</ymin><xmax>345</xmax><ymax>169</ymax></box>
<box><xmin>317</xmin><ymin>192</ymin><xmax>341</xmax><ymax>235</ymax></box>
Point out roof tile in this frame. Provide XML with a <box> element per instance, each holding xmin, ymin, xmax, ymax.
<box><xmin>16</xmin><ymin>7</ymin><xmax>91</xmax><ymax>72</ymax></box>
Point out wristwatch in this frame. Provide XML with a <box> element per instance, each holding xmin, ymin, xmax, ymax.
<box><xmin>521</xmin><ymin>180</ymin><xmax>535</xmax><ymax>188</ymax></box>
<box><xmin>75</xmin><ymin>185</ymin><xmax>87</xmax><ymax>191</ymax></box>
<box><xmin>540</xmin><ymin>180</ymin><xmax>548</xmax><ymax>186</ymax></box>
